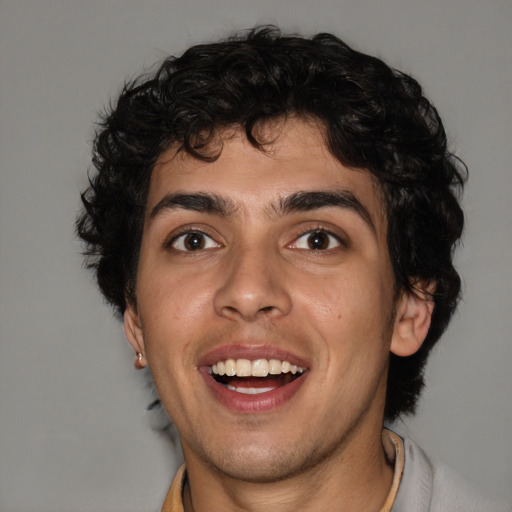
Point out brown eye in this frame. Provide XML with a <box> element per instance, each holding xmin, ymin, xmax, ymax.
<box><xmin>307</xmin><ymin>232</ymin><xmax>330</xmax><ymax>250</ymax></box>
<box><xmin>292</xmin><ymin>230</ymin><xmax>342</xmax><ymax>251</ymax></box>
<box><xmin>184</xmin><ymin>233</ymin><xmax>205</xmax><ymax>250</ymax></box>
<box><xmin>171</xmin><ymin>232</ymin><xmax>219</xmax><ymax>251</ymax></box>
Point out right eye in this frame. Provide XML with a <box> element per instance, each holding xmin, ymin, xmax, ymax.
<box><xmin>170</xmin><ymin>232</ymin><xmax>220</xmax><ymax>252</ymax></box>
<box><xmin>292</xmin><ymin>230</ymin><xmax>342</xmax><ymax>251</ymax></box>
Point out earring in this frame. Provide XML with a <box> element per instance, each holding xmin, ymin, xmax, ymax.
<box><xmin>135</xmin><ymin>351</ymin><xmax>145</xmax><ymax>369</ymax></box>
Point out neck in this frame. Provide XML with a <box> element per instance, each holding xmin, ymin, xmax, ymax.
<box><xmin>182</xmin><ymin>423</ymin><xmax>394</xmax><ymax>512</ymax></box>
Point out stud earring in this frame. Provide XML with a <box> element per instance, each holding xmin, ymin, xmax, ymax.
<box><xmin>135</xmin><ymin>351</ymin><xmax>145</xmax><ymax>369</ymax></box>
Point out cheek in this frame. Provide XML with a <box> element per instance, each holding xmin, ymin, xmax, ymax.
<box><xmin>300</xmin><ymin>268</ymin><xmax>390</xmax><ymax>330</ymax></box>
<box><xmin>135</xmin><ymin>272</ymin><xmax>217</xmax><ymax>385</ymax></box>
<box><xmin>297</xmin><ymin>267</ymin><xmax>394</xmax><ymax>381</ymax></box>
<box><xmin>139</xmin><ymin>268</ymin><xmax>214</xmax><ymax>327</ymax></box>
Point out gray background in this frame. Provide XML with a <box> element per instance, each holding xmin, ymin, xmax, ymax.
<box><xmin>1</xmin><ymin>1</ymin><xmax>511</xmax><ymax>511</ymax></box>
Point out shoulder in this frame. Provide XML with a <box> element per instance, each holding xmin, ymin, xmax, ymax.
<box><xmin>392</xmin><ymin>435</ymin><xmax>511</xmax><ymax>512</ymax></box>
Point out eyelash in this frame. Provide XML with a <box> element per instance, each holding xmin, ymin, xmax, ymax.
<box><xmin>166</xmin><ymin>229</ymin><xmax>220</xmax><ymax>252</ymax></box>
<box><xmin>290</xmin><ymin>226</ymin><xmax>347</xmax><ymax>251</ymax></box>
<box><xmin>164</xmin><ymin>225</ymin><xmax>347</xmax><ymax>253</ymax></box>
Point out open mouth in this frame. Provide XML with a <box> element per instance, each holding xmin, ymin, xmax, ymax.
<box><xmin>208</xmin><ymin>358</ymin><xmax>306</xmax><ymax>395</ymax></box>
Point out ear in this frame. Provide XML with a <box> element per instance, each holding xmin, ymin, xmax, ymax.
<box><xmin>390</xmin><ymin>281</ymin><xmax>435</xmax><ymax>357</ymax></box>
<box><xmin>123</xmin><ymin>302</ymin><xmax>147</xmax><ymax>368</ymax></box>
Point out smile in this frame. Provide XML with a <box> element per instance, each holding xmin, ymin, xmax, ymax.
<box><xmin>208</xmin><ymin>358</ymin><xmax>306</xmax><ymax>395</ymax></box>
<box><xmin>200</xmin><ymin>349</ymin><xmax>309</xmax><ymax>412</ymax></box>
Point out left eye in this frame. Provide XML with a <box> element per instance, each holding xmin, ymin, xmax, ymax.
<box><xmin>292</xmin><ymin>230</ymin><xmax>342</xmax><ymax>250</ymax></box>
<box><xmin>170</xmin><ymin>232</ymin><xmax>220</xmax><ymax>251</ymax></box>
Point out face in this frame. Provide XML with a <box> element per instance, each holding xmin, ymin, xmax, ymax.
<box><xmin>125</xmin><ymin>119</ymin><xmax>417</xmax><ymax>483</ymax></box>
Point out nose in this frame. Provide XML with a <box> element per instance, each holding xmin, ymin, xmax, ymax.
<box><xmin>213</xmin><ymin>245</ymin><xmax>292</xmax><ymax>322</ymax></box>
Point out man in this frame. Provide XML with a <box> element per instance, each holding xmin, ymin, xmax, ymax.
<box><xmin>77</xmin><ymin>27</ymin><xmax>507</xmax><ymax>511</ymax></box>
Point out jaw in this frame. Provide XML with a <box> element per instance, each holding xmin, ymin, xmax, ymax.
<box><xmin>152</xmin><ymin>337</ymin><xmax>391</xmax><ymax>486</ymax></box>
<box><xmin>180</xmin><ymin>376</ymin><xmax>388</xmax><ymax>487</ymax></box>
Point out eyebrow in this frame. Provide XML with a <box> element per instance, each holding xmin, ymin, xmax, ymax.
<box><xmin>149</xmin><ymin>192</ymin><xmax>236</xmax><ymax>219</ymax></box>
<box><xmin>149</xmin><ymin>190</ymin><xmax>375</xmax><ymax>232</ymax></box>
<box><xmin>278</xmin><ymin>190</ymin><xmax>375</xmax><ymax>232</ymax></box>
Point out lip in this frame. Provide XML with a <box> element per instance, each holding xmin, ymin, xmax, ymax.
<box><xmin>200</xmin><ymin>367</ymin><xmax>308</xmax><ymax>413</ymax></box>
<box><xmin>197</xmin><ymin>344</ymin><xmax>309</xmax><ymax>368</ymax></box>
<box><xmin>198</xmin><ymin>344</ymin><xmax>310</xmax><ymax>413</ymax></box>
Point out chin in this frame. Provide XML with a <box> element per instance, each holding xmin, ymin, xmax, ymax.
<box><xmin>215</xmin><ymin>453</ymin><xmax>309</xmax><ymax>483</ymax></box>
<box><xmin>198</xmin><ymin>437</ymin><xmax>339</xmax><ymax>484</ymax></box>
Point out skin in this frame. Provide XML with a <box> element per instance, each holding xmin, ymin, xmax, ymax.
<box><xmin>125</xmin><ymin>118</ymin><xmax>433</xmax><ymax>512</ymax></box>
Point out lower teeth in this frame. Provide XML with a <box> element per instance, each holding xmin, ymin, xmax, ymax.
<box><xmin>226</xmin><ymin>385</ymin><xmax>276</xmax><ymax>395</ymax></box>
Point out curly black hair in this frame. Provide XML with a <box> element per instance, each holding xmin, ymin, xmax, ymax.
<box><xmin>77</xmin><ymin>26</ymin><xmax>466</xmax><ymax>421</ymax></box>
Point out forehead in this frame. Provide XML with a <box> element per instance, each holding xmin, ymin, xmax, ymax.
<box><xmin>148</xmin><ymin>118</ymin><xmax>386</xmax><ymax>228</ymax></box>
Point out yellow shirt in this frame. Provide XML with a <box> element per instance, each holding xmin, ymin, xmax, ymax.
<box><xmin>161</xmin><ymin>429</ymin><xmax>405</xmax><ymax>512</ymax></box>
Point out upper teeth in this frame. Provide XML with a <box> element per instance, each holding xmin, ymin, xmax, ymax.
<box><xmin>210</xmin><ymin>359</ymin><xmax>305</xmax><ymax>377</ymax></box>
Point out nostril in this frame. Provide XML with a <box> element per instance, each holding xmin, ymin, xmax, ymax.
<box><xmin>222</xmin><ymin>306</ymin><xmax>239</xmax><ymax>316</ymax></box>
<box><xmin>214</xmin><ymin>276</ymin><xmax>292</xmax><ymax>320</ymax></box>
